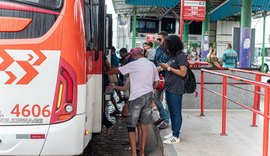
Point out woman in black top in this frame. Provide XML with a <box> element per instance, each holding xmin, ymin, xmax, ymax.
<box><xmin>160</xmin><ymin>35</ymin><xmax>188</xmax><ymax>144</ymax></box>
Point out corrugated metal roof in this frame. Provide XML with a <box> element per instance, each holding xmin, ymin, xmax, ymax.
<box><xmin>253</xmin><ymin>0</ymin><xmax>270</xmax><ymax>11</ymax></box>
<box><xmin>112</xmin><ymin>0</ymin><xmax>225</xmax><ymax>19</ymax></box>
<box><xmin>125</xmin><ymin>0</ymin><xmax>179</xmax><ymax>7</ymax></box>
<box><xmin>112</xmin><ymin>0</ymin><xmax>270</xmax><ymax>21</ymax></box>
<box><xmin>112</xmin><ymin>0</ymin><xmax>181</xmax><ymax>19</ymax></box>
<box><xmin>210</xmin><ymin>0</ymin><xmax>270</xmax><ymax>22</ymax></box>
<box><xmin>210</xmin><ymin>0</ymin><xmax>240</xmax><ymax>22</ymax></box>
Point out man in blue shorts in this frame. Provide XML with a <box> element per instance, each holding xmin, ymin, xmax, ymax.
<box><xmin>106</xmin><ymin>48</ymin><xmax>159</xmax><ymax>156</ymax></box>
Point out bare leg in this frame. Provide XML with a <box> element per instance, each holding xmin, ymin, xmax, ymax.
<box><xmin>110</xmin><ymin>94</ymin><xmax>120</xmax><ymax>113</ymax></box>
<box><xmin>140</xmin><ymin>124</ymin><xmax>148</xmax><ymax>156</ymax></box>
<box><xmin>128</xmin><ymin>132</ymin><xmax>137</xmax><ymax>156</ymax></box>
<box><xmin>137</xmin><ymin>124</ymin><xmax>142</xmax><ymax>151</ymax></box>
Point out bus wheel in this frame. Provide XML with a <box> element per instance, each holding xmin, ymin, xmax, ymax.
<box><xmin>259</xmin><ymin>64</ymin><xmax>269</xmax><ymax>73</ymax></box>
<box><xmin>263</xmin><ymin>64</ymin><xmax>269</xmax><ymax>73</ymax></box>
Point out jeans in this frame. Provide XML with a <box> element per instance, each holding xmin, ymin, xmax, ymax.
<box><xmin>154</xmin><ymin>88</ymin><xmax>170</xmax><ymax>124</ymax></box>
<box><xmin>165</xmin><ymin>91</ymin><xmax>183</xmax><ymax>138</ymax></box>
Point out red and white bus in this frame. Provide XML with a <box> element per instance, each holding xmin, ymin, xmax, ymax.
<box><xmin>0</xmin><ymin>0</ymin><xmax>109</xmax><ymax>155</ymax></box>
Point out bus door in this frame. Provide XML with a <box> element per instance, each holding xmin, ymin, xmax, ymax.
<box><xmin>85</xmin><ymin>0</ymin><xmax>106</xmax><ymax>134</ymax></box>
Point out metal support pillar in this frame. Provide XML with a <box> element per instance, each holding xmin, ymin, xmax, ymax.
<box><xmin>201</xmin><ymin>0</ymin><xmax>210</xmax><ymax>61</ymax></box>
<box><xmin>183</xmin><ymin>21</ymin><xmax>189</xmax><ymax>53</ymax></box>
<box><xmin>261</xmin><ymin>11</ymin><xmax>267</xmax><ymax>72</ymax></box>
<box><xmin>239</xmin><ymin>0</ymin><xmax>252</xmax><ymax>68</ymax></box>
<box><xmin>132</xmin><ymin>7</ymin><xmax>137</xmax><ymax>48</ymax></box>
<box><xmin>179</xmin><ymin>0</ymin><xmax>184</xmax><ymax>39</ymax></box>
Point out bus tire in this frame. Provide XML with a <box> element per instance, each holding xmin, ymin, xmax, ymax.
<box><xmin>261</xmin><ymin>64</ymin><xmax>269</xmax><ymax>73</ymax></box>
<box><xmin>265</xmin><ymin>64</ymin><xmax>269</xmax><ymax>73</ymax></box>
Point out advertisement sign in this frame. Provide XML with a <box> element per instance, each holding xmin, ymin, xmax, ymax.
<box><xmin>239</xmin><ymin>28</ymin><xmax>251</xmax><ymax>68</ymax></box>
<box><xmin>183</xmin><ymin>0</ymin><xmax>206</xmax><ymax>21</ymax></box>
<box><xmin>146</xmin><ymin>34</ymin><xmax>155</xmax><ymax>42</ymax></box>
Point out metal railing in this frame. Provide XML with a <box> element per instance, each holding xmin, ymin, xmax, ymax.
<box><xmin>227</xmin><ymin>68</ymin><xmax>270</xmax><ymax>126</ymax></box>
<box><xmin>200</xmin><ymin>68</ymin><xmax>270</xmax><ymax>156</ymax></box>
<box><xmin>188</xmin><ymin>61</ymin><xmax>208</xmax><ymax>68</ymax></box>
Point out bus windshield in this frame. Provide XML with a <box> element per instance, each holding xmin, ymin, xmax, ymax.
<box><xmin>12</xmin><ymin>0</ymin><xmax>63</xmax><ymax>10</ymax></box>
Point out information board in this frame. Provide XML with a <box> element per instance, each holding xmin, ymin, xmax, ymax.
<box><xmin>183</xmin><ymin>0</ymin><xmax>206</xmax><ymax>21</ymax></box>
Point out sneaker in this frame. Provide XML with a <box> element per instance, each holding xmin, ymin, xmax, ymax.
<box><xmin>158</xmin><ymin>122</ymin><xmax>169</xmax><ymax>130</ymax></box>
<box><xmin>153</xmin><ymin>118</ymin><xmax>164</xmax><ymax>125</ymax></box>
<box><xmin>163</xmin><ymin>133</ymin><xmax>172</xmax><ymax>139</ymax></box>
<box><xmin>163</xmin><ymin>137</ymin><xmax>180</xmax><ymax>144</ymax></box>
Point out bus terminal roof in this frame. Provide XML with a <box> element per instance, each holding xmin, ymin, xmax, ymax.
<box><xmin>112</xmin><ymin>0</ymin><xmax>270</xmax><ymax>21</ymax></box>
<box><xmin>211</xmin><ymin>0</ymin><xmax>270</xmax><ymax>21</ymax></box>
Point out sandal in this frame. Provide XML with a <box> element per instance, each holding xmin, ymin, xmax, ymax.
<box><xmin>126</xmin><ymin>147</ymin><xmax>140</xmax><ymax>153</ymax></box>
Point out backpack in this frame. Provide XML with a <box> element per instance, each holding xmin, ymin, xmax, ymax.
<box><xmin>184</xmin><ymin>66</ymin><xmax>196</xmax><ymax>93</ymax></box>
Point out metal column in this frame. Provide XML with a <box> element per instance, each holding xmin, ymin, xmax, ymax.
<box><xmin>132</xmin><ymin>7</ymin><xmax>137</xmax><ymax>48</ymax></box>
<box><xmin>239</xmin><ymin>0</ymin><xmax>252</xmax><ymax>68</ymax></box>
<box><xmin>183</xmin><ymin>21</ymin><xmax>189</xmax><ymax>53</ymax></box>
<box><xmin>201</xmin><ymin>0</ymin><xmax>210</xmax><ymax>61</ymax></box>
<box><xmin>261</xmin><ymin>11</ymin><xmax>267</xmax><ymax>72</ymax></box>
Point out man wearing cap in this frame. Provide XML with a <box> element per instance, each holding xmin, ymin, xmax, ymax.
<box><xmin>106</xmin><ymin>47</ymin><xmax>160</xmax><ymax>156</ymax></box>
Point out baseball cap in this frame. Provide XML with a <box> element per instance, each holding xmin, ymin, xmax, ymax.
<box><xmin>126</xmin><ymin>47</ymin><xmax>144</xmax><ymax>59</ymax></box>
<box><xmin>130</xmin><ymin>47</ymin><xmax>144</xmax><ymax>55</ymax></box>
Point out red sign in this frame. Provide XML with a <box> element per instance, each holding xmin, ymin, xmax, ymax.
<box><xmin>146</xmin><ymin>34</ymin><xmax>155</xmax><ymax>42</ymax></box>
<box><xmin>183</xmin><ymin>0</ymin><xmax>206</xmax><ymax>21</ymax></box>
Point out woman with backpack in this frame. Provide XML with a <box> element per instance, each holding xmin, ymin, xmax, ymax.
<box><xmin>159</xmin><ymin>35</ymin><xmax>188</xmax><ymax>144</ymax></box>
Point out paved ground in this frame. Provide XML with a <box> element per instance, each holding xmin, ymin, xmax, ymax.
<box><xmin>82</xmin><ymin>117</ymin><xmax>131</xmax><ymax>156</ymax></box>
<box><xmin>81</xmin><ymin>109</ymin><xmax>267</xmax><ymax>156</ymax></box>
<box><xmin>82</xmin><ymin>97</ymin><xmax>163</xmax><ymax>156</ymax></box>
<box><xmin>164</xmin><ymin>110</ymin><xmax>268</xmax><ymax>156</ymax></box>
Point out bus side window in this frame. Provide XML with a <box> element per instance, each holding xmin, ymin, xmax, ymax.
<box><xmin>266</xmin><ymin>48</ymin><xmax>270</xmax><ymax>57</ymax></box>
<box><xmin>84</xmin><ymin>0</ymin><xmax>94</xmax><ymax>51</ymax></box>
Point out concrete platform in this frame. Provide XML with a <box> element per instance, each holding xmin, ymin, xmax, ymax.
<box><xmin>161</xmin><ymin>110</ymin><xmax>267</xmax><ymax>156</ymax></box>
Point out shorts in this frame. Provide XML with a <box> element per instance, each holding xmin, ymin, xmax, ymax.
<box><xmin>126</xmin><ymin>92</ymin><xmax>153</xmax><ymax>128</ymax></box>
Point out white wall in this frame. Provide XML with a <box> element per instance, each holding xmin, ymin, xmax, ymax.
<box><xmin>216</xmin><ymin>20</ymin><xmax>240</xmax><ymax>57</ymax></box>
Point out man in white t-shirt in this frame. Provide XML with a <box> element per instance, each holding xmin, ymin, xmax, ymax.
<box><xmin>106</xmin><ymin>47</ymin><xmax>159</xmax><ymax>156</ymax></box>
